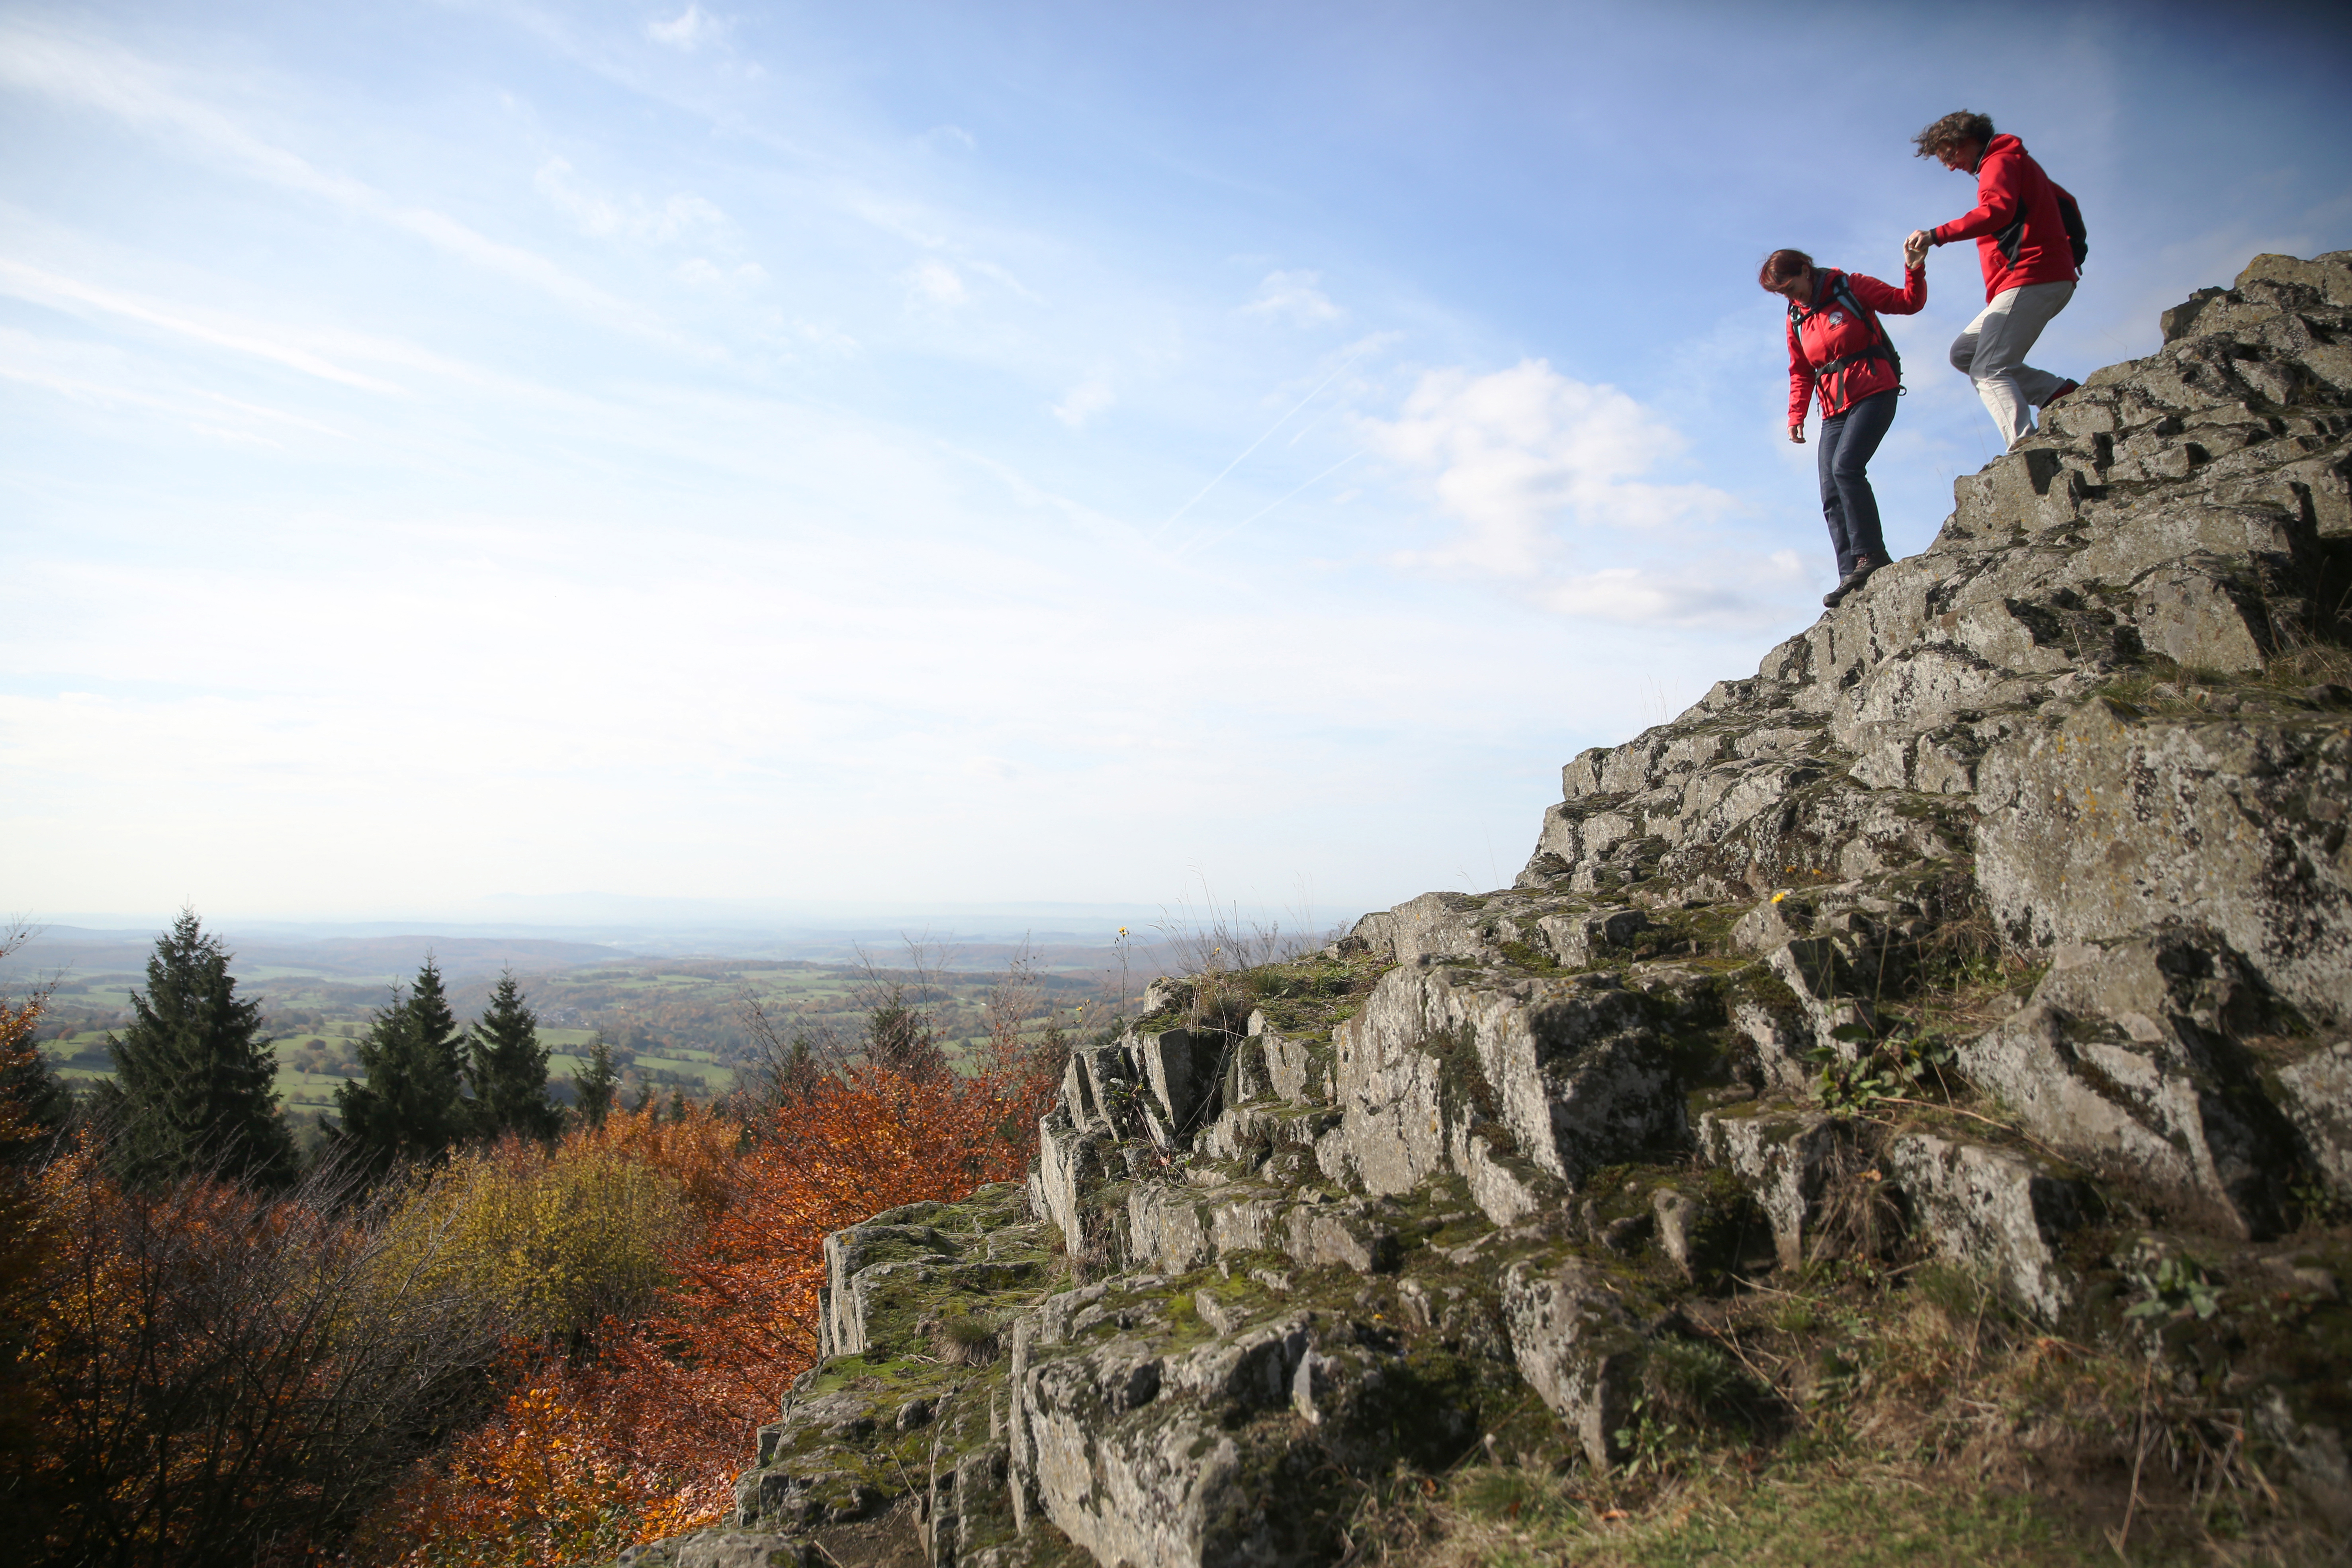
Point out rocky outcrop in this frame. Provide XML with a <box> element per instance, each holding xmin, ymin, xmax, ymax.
<box><xmin>618</xmin><ymin>254</ymin><xmax>2352</xmax><ymax>1568</ymax></box>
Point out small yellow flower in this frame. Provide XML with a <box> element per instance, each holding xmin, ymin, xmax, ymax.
<box><xmin>1771</xmin><ymin>891</ymin><xmax>1787</xmax><ymax>903</ymax></box>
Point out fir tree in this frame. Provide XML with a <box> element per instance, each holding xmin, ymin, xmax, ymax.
<box><xmin>100</xmin><ymin>911</ymin><xmax>295</xmax><ymax>1188</ymax></box>
<box><xmin>0</xmin><ymin>1041</ymin><xmax>72</xmax><ymax>1163</ymax></box>
<box><xmin>571</xmin><ymin>1034</ymin><xmax>619</xmax><ymax>1129</ymax></box>
<box><xmin>466</xmin><ymin>970</ymin><xmax>561</xmax><ymax>1141</ymax></box>
<box><xmin>333</xmin><ymin>957</ymin><xmax>468</xmax><ymax>1174</ymax></box>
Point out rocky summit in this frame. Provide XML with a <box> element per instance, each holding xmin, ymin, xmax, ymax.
<box><xmin>612</xmin><ymin>254</ymin><xmax>2352</xmax><ymax>1568</ymax></box>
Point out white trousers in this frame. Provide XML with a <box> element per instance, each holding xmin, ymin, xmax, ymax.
<box><xmin>1949</xmin><ymin>280</ymin><xmax>2076</xmax><ymax>448</ymax></box>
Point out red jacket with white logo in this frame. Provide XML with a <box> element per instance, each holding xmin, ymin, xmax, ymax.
<box><xmin>1785</xmin><ymin>266</ymin><xmax>1926</xmax><ymax>425</ymax></box>
<box><xmin>1931</xmin><ymin>134</ymin><xmax>2082</xmax><ymax>300</ymax></box>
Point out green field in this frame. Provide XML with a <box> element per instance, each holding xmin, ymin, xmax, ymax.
<box><xmin>32</xmin><ymin>954</ymin><xmax>1109</xmax><ymax>1121</ymax></box>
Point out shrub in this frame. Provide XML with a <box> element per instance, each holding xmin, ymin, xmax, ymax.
<box><xmin>374</xmin><ymin>1139</ymin><xmax>683</xmax><ymax>1343</ymax></box>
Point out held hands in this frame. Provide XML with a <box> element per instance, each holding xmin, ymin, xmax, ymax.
<box><xmin>1904</xmin><ymin>230</ymin><xmax>1933</xmax><ymax>268</ymax></box>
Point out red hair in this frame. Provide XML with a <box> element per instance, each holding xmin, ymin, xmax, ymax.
<box><xmin>1758</xmin><ymin>249</ymin><xmax>1813</xmax><ymax>290</ymax></box>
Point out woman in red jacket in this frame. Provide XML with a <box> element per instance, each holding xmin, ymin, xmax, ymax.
<box><xmin>1762</xmin><ymin>238</ymin><xmax>1929</xmax><ymax>607</ymax></box>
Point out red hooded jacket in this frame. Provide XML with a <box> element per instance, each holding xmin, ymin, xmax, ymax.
<box><xmin>1785</xmin><ymin>266</ymin><xmax>1926</xmax><ymax>425</ymax></box>
<box><xmin>1931</xmin><ymin>134</ymin><xmax>2082</xmax><ymax>300</ymax></box>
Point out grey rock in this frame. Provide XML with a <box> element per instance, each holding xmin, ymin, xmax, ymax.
<box><xmin>1500</xmin><ymin>1255</ymin><xmax>1644</xmax><ymax>1470</ymax></box>
<box><xmin>1134</xmin><ymin>1026</ymin><xmax>1227</xmax><ymax>1142</ymax></box>
<box><xmin>1535</xmin><ymin>906</ymin><xmax>1650</xmax><ymax>968</ymax></box>
<box><xmin>1974</xmin><ymin>702</ymin><xmax>2352</xmax><ymax>1030</ymax></box>
<box><xmin>1697</xmin><ymin>1107</ymin><xmax>1842</xmax><ymax>1270</ymax></box>
<box><xmin>2274</xmin><ymin>1037</ymin><xmax>2352</xmax><ymax>1203</ymax></box>
<box><xmin>1955</xmin><ymin>932</ymin><xmax>2299</xmax><ymax>1235</ymax></box>
<box><xmin>673</xmin><ymin>1535</ymin><xmax>812</xmax><ymax>1568</ymax></box>
<box><xmin>1881</xmin><ymin>1132</ymin><xmax>2090</xmax><ymax>1323</ymax></box>
<box><xmin>1327</xmin><ymin>962</ymin><xmax>1681</xmax><ymax>1223</ymax></box>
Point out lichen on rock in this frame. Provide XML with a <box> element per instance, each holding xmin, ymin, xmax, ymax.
<box><xmin>614</xmin><ymin>253</ymin><xmax>2352</xmax><ymax>1567</ymax></box>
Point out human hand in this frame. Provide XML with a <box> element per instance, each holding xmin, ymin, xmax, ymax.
<box><xmin>1904</xmin><ymin>231</ymin><xmax>1931</xmax><ymax>269</ymax></box>
<box><xmin>1788</xmin><ymin>424</ymin><xmax>1806</xmax><ymax>444</ymax></box>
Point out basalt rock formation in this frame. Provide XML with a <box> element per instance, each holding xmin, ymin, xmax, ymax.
<box><xmin>614</xmin><ymin>253</ymin><xmax>2352</xmax><ymax>1568</ymax></box>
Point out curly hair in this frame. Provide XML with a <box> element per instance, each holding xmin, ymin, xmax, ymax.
<box><xmin>1757</xmin><ymin>249</ymin><xmax>1813</xmax><ymax>290</ymax></box>
<box><xmin>1913</xmin><ymin>110</ymin><xmax>1994</xmax><ymax>158</ymax></box>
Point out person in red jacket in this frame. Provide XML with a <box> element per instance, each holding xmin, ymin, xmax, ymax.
<box><xmin>1906</xmin><ymin>111</ymin><xmax>2084</xmax><ymax>450</ymax></box>
<box><xmin>1763</xmin><ymin>238</ymin><xmax>1929</xmax><ymax>608</ymax></box>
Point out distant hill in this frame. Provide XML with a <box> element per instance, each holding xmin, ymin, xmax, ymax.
<box><xmin>8</xmin><ymin>926</ymin><xmax>630</xmax><ymax>984</ymax></box>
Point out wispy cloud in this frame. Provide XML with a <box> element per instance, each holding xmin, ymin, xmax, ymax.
<box><xmin>1366</xmin><ymin>359</ymin><xmax>1734</xmax><ymax>579</ymax></box>
<box><xmin>906</xmin><ymin>259</ymin><xmax>969</xmax><ymax>307</ymax></box>
<box><xmin>0</xmin><ymin>259</ymin><xmax>404</xmax><ymax>393</ymax></box>
<box><xmin>1360</xmin><ymin>360</ymin><xmax>1781</xmax><ymax>624</ymax></box>
<box><xmin>645</xmin><ymin>5</ymin><xmax>728</xmax><ymax>52</ymax></box>
<box><xmin>534</xmin><ymin>157</ymin><xmax>734</xmax><ymax>245</ymax></box>
<box><xmin>1538</xmin><ymin>553</ymin><xmax>1803</xmax><ymax>627</ymax></box>
<box><xmin>0</xmin><ymin>18</ymin><xmax>676</xmax><ymax>341</ymax></box>
<box><xmin>1052</xmin><ymin>378</ymin><xmax>1116</xmax><ymax>429</ymax></box>
<box><xmin>1244</xmin><ymin>269</ymin><xmax>1343</xmax><ymax>326</ymax></box>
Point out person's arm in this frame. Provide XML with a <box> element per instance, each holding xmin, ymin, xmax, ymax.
<box><xmin>1787</xmin><ymin>317</ymin><xmax>1813</xmax><ymax>442</ymax></box>
<box><xmin>1847</xmin><ymin>266</ymin><xmax>1928</xmax><ymax>316</ymax></box>
<box><xmin>1931</xmin><ymin>148</ymin><xmax>2020</xmax><ymax>245</ymax></box>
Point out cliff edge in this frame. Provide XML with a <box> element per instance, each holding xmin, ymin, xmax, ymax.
<box><xmin>619</xmin><ymin>253</ymin><xmax>2352</xmax><ymax>1568</ymax></box>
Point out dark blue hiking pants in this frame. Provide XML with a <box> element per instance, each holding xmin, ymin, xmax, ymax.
<box><xmin>1817</xmin><ymin>388</ymin><xmax>1897</xmax><ymax>576</ymax></box>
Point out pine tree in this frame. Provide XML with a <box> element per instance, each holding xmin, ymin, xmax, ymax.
<box><xmin>100</xmin><ymin>911</ymin><xmax>295</xmax><ymax>1188</ymax></box>
<box><xmin>333</xmin><ymin>957</ymin><xmax>468</xmax><ymax>1174</ymax></box>
<box><xmin>466</xmin><ymin>970</ymin><xmax>561</xmax><ymax>1141</ymax></box>
<box><xmin>571</xmin><ymin>1034</ymin><xmax>619</xmax><ymax>1129</ymax></box>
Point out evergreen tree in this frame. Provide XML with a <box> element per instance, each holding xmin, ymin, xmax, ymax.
<box><xmin>466</xmin><ymin>970</ymin><xmax>561</xmax><ymax>1141</ymax></box>
<box><xmin>571</xmin><ymin>1034</ymin><xmax>619</xmax><ymax>1129</ymax></box>
<box><xmin>333</xmin><ymin>957</ymin><xmax>468</xmax><ymax>1175</ymax></box>
<box><xmin>0</xmin><ymin>1041</ymin><xmax>72</xmax><ymax>1164</ymax></box>
<box><xmin>100</xmin><ymin>911</ymin><xmax>295</xmax><ymax>1188</ymax></box>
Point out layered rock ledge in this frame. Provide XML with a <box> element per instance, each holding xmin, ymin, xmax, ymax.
<box><xmin>613</xmin><ymin>253</ymin><xmax>2352</xmax><ymax>1568</ymax></box>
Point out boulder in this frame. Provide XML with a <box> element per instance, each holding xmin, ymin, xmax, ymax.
<box><xmin>1500</xmin><ymin>1256</ymin><xmax>1645</xmax><ymax>1470</ymax></box>
<box><xmin>1956</xmin><ymin>932</ymin><xmax>2301</xmax><ymax>1235</ymax></box>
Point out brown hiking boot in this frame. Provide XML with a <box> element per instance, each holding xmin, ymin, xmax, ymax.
<box><xmin>1822</xmin><ymin>556</ymin><xmax>1882</xmax><ymax>609</ymax></box>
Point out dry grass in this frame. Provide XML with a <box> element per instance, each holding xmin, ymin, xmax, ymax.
<box><xmin>1329</xmin><ymin>1253</ymin><xmax>2348</xmax><ymax>1567</ymax></box>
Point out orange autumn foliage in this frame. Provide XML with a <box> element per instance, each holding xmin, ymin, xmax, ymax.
<box><xmin>369</xmin><ymin>1049</ymin><xmax>1060</xmax><ymax>1567</ymax></box>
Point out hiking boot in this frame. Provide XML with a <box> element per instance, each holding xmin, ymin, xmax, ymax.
<box><xmin>2043</xmin><ymin>378</ymin><xmax>2080</xmax><ymax>406</ymax></box>
<box><xmin>1822</xmin><ymin>556</ymin><xmax>1882</xmax><ymax>609</ymax></box>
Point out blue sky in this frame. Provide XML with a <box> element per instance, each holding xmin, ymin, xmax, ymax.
<box><xmin>3</xmin><ymin>0</ymin><xmax>2348</xmax><ymax>925</ymax></box>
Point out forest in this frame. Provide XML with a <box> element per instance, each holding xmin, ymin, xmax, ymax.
<box><xmin>0</xmin><ymin>914</ymin><xmax>1074</xmax><ymax>1567</ymax></box>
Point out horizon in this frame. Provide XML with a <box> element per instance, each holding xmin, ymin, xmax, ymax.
<box><xmin>6</xmin><ymin>0</ymin><xmax>2350</xmax><ymax>922</ymax></box>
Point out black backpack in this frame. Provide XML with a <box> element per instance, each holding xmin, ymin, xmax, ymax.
<box><xmin>1997</xmin><ymin>190</ymin><xmax>2089</xmax><ymax>270</ymax></box>
<box><xmin>1789</xmin><ymin>272</ymin><xmax>1903</xmax><ymax>404</ymax></box>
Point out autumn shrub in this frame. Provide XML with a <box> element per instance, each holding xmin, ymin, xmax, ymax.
<box><xmin>373</xmin><ymin>1137</ymin><xmax>684</xmax><ymax>1343</ymax></box>
<box><xmin>4</xmin><ymin>1143</ymin><xmax>505</xmax><ymax>1568</ymax></box>
<box><xmin>364</xmin><ymin>1053</ymin><xmax>1060</xmax><ymax>1568</ymax></box>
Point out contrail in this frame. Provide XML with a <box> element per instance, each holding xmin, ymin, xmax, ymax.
<box><xmin>1152</xmin><ymin>343</ymin><xmax>1373</xmax><ymax>540</ymax></box>
<box><xmin>1174</xmin><ymin>449</ymin><xmax>1364</xmax><ymax>558</ymax></box>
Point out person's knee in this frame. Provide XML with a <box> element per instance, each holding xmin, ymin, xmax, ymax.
<box><xmin>1949</xmin><ymin>333</ymin><xmax>1976</xmax><ymax>374</ymax></box>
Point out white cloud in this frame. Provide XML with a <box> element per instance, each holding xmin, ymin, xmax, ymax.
<box><xmin>906</xmin><ymin>259</ymin><xmax>969</xmax><ymax>307</ymax></box>
<box><xmin>1537</xmin><ymin>551</ymin><xmax>1803</xmax><ymax>627</ymax></box>
<box><xmin>0</xmin><ymin>22</ymin><xmax>666</xmax><ymax>338</ymax></box>
<box><xmin>1244</xmin><ymin>269</ymin><xmax>1343</xmax><ymax>326</ymax></box>
<box><xmin>1051</xmin><ymin>377</ymin><xmax>1115</xmax><ymax>429</ymax></box>
<box><xmin>646</xmin><ymin>5</ymin><xmax>726</xmax><ymax>51</ymax></box>
<box><xmin>1366</xmin><ymin>359</ymin><xmax>1733</xmax><ymax>580</ymax></box>
<box><xmin>535</xmin><ymin>157</ymin><xmax>731</xmax><ymax>245</ymax></box>
<box><xmin>673</xmin><ymin>257</ymin><xmax>767</xmax><ymax>290</ymax></box>
<box><xmin>0</xmin><ymin>259</ymin><xmax>403</xmax><ymax>393</ymax></box>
